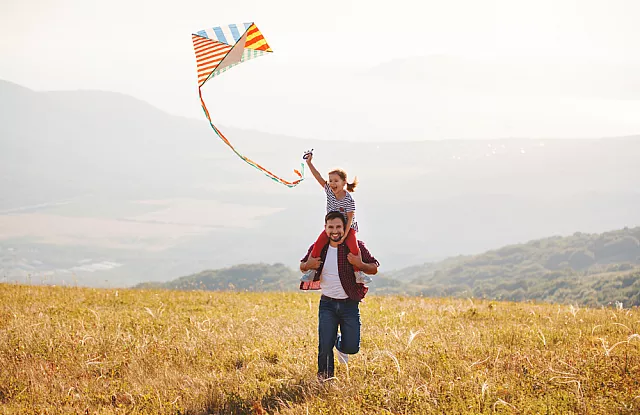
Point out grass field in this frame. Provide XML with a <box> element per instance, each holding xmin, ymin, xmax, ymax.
<box><xmin>1</xmin><ymin>284</ymin><xmax>639</xmax><ymax>414</ymax></box>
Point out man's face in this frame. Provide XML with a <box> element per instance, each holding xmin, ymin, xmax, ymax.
<box><xmin>324</xmin><ymin>217</ymin><xmax>345</xmax><ymax>242</ymax></box>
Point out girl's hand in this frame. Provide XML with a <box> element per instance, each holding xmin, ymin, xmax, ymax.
<box><xmin>303</xmin><ymin>150</ymin><xmax>313</xmax><ymax>163</ymax></box>
<box><xmin>305</xmin><ymin>153</ymin><xmax>325</xmax><ymax>187</ymax></box>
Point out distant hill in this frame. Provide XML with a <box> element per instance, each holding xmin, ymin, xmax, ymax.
<box><xmin>136</xmin><ymin>226</ymin><xmax>640</xmax><ymax>307</ymax></box>
<box><xmin>386</xmin><ymin>226</ymin><xmax>640</xmax><ymax>306</ymax></box>
<box><xmin>135</xmin><ymin>263</ymin><xmax>299</xmax><ymax>292</ymax></box>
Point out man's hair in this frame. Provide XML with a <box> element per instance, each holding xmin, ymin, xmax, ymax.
<box><xmin>325</xmin><ymin>211</ymin><xmax>347</xmax><ymax>228</ymax></box>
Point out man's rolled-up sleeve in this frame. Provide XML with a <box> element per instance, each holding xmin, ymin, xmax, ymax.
<box><xmin>357</xmin><ymin>241</ymin><xmax>379</xmax><ymax>267</ymax></box>
<box><xmin>300</xmin><ymin>245</ymin><xmax>314</xmax><ymax>263</ymax></box>
<box><xmin>299</xmin><ymin>244</ymin><xmax>321</xmax><ymax>291</ymax></box>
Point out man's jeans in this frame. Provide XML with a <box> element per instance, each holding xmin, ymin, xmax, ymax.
<box><xmin>318</xmin><ymin>295</ymin><xmax>361</xmax><ymax>378</ymax></box>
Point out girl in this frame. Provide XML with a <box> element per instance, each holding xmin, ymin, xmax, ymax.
<box><xmin>300</xmin><ymin>151</ymin><xmax>372</xmax><ymax>285</ymax></box>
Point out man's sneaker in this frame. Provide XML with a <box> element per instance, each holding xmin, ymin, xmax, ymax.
<box><xmin>300</xmin><ymin>269</ymin><xmax>316</xmax><ymax>282</ymax></box>
<box><xmin>336</xmin><ymin>349</ymin><xmax>349</xmax><ymax>364</ymax></box>
<box><xmin>355</xmin><ymin>271</ymin><xmax>372</xmax><ymax>284</ymax></box>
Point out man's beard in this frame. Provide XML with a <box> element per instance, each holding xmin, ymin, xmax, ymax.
<box><xmin>329</xmin><ymin>232</ymin><xmax>343</xmax><ymax>242</ymax></box>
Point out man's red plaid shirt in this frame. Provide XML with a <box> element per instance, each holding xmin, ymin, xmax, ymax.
<box><xmin>300</xmin><ymin>240</ymin><xmax>379</xmax><ymax>301</ymax></box>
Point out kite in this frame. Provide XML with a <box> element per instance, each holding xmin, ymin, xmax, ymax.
<box><xmin>192</xmin><ymin>22</ymin><xmax>305</xmax><ymax>187</ymax></box>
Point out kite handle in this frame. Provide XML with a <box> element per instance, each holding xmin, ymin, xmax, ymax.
<box><xmin>302</xmin><ymin>149</ymin><xmax>314</xmax><ymax>160</ymax></box>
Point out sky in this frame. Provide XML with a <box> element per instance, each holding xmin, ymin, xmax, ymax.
<box><xmin>2</xmin><ymin>0</ymin><xmax>640</xmax><ymax>141</ymax></box>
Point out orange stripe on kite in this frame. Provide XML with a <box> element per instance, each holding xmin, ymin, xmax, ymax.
<box><xmin>196</xmin><ymin>51</ymin><xmax>229</xmax><ymax>66</ymax></box>
<box><xmin>195</xmin><ymin>44</ymin><xmax>230</xmax><ymax>56</ymax></box>
<box><xmin>198</xmin><ymin>60</ymin><xmax>223</xmax><ymax>72</ymax></box>
<box><xmin>245</xmin><ymin>27</ymin><xmax>271</xmax><ymax>51</ymax></box>
<box><xmin>192</xmin><ymin>38</ymin><xmax>212</xmax><ymax>48</ymax></box>
<box><xmin>244</xmin><ymin>36</ymin><xmax>264</xmax><ymax>47</ymax></box>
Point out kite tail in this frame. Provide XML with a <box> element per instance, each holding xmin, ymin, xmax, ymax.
<box><xmin>198</xmin><ymin>88</ymin><xmax>304</xmax><ymax>188</ymax></box>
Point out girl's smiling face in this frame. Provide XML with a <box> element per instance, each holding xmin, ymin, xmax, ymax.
<box><xmin>328</xmin><ymin>173</ymin><xmax>346</xmax><ymax>194</ymax></box>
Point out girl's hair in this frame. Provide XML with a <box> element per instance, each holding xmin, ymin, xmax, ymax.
<box><xmin>328</xmin><ymin>169</ymin><xmax>358</xmax><ymax>192</ymax></box>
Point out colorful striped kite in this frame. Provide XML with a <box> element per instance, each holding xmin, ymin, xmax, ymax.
<box><xmin>192</xmin><ymin>22</ymin><xmax>304</xmax><ymax>187</ymax></box>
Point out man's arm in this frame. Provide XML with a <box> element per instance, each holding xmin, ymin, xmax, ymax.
<box><xmin>347</xmin><ymin>252</ymin><xmax>378</xmax><ymax>275</ymax></box>
<box><xmin>301</xmin><ymin>256</ymin><xmax>322</xmax><ymax>272</ymax></box>
<box><xmin>361</xmin><ymin>262</ymin><xmax>377</xmax><ymax>275</ymax></box>
<box><xmin>347</xmin><ymin>240</ymin><xmax>380</xmax><ymax>274</ymax></box>
<box><xmin>300</xmin><ymin>244</ymin><xmax>322</xmax><ymax>272</ymax></box>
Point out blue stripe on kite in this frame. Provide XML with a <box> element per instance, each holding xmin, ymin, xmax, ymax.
<box><xmin>197</xmin><ymin>30</ymin><xmax>208</xmax><ymax>38</ymax></box>
<box><xmin>213</xmin><ymin>27</ymin><xmax>228</xmax><ymax>44</ymax></box>
<box><xmin>229</xmin><ymin>24</ymin><xmax>241</xmax><ymax>41</ymax></box>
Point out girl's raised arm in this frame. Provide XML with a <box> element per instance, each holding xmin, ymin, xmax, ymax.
<box><xmin>305</xmin><ymin>154</ymin><xmax>326</xmax><ymax>187</ymax></box>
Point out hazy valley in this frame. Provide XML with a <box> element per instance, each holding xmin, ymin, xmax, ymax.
<box><xmin>1</xmin><ymin>79</ymin><xmax>639</xmax><ymax>290</ymax></box>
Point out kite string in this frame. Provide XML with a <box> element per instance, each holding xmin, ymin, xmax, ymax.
<box><xmin>198</xmin><ymin>88</ymin><xmax>304</xmax><ymax>187</ymax></box>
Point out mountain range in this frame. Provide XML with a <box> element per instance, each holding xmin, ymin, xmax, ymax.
<box><xmin>1</xmin><ymin>79</ymin><xmax>639</xmax><ymax>287</ymax></box>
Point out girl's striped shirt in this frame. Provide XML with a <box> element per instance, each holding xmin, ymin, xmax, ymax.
<box><xmin>324</xmin><ymin>182</ymin><xmax>358</xmax><ymax>231</ymax></box>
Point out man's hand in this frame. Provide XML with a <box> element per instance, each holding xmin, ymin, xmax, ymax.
<box><xmin>303</xmin><ymin>256</ymin><xmax>322</xmax><ymax>271</ymax></box>
<box><xmin>347</xmin><ymin>251</ymin><xmax>364</xmax><ymax>268</ymax></box>
<box><xmin>347</xmin><ymin>251</ymin><xmax>378</xmax><ymax>275</ymax></box>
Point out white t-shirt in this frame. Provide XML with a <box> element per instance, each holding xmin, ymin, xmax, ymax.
<box><xmin>319</xmin><ymin>246</ymin><xmax>349</xmax><ymax>299</ymax></box>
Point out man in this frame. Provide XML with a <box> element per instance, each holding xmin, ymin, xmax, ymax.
<box><xmin>300</xmin><ymin>210</ymin><xmax>380</xmax><ymax>380</ymax></box>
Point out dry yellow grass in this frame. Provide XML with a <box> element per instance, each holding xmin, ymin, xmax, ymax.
<box><xmin>1</xmin><ymin>284</ymin><xmax>639</xmax><ymax>414</ymax></box>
